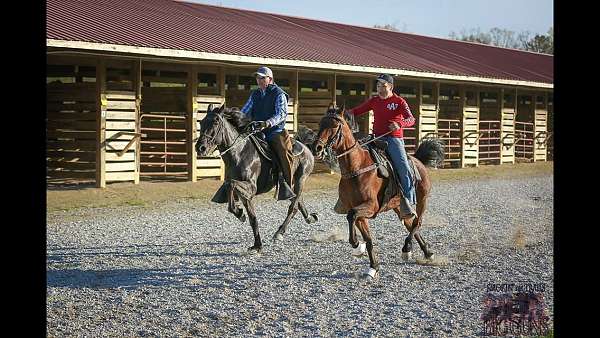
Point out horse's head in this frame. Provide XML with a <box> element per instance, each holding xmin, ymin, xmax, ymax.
<box><xmin>312</xmin><ymin>103</ymin><xmax>350</xmax><ymax>159</ymax></box>
<box><xmin>196</xmin><ymin>103</ymin><xmax>226</xmax><ymax>156</ymax></box>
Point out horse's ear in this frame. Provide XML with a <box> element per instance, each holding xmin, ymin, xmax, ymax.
<box><xmin>339</xmin><ymin>102</ymin><xmax>346</xmax><ymax>113</ymax></box>
<box><xmin>328</xmin><ymin>102</ymin><xmax>335</xmax><ymax>111</ymax></box>
<box><xmin>217</xmin><ymin>104</ymin><xmax>226</xmax><ymax>114</ymax></box>
<box><xmin>207</xmin><ymin>104</ymin><xmax>214</xmax><ymax>113</ymax></box>
<box><xmin>337</xmin><ymin>102</ymin><xmax>345</xmax><ymax>119</ymax></box>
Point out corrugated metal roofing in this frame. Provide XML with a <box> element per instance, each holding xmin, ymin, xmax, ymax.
<box><xmin>46</xmin><ymin>0</ymin><xmax>553</xmax><ymax>85</ymax></box>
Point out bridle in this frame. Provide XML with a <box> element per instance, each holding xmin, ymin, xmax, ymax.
<box><xmin>199</xmin><ymin>113</ymin><xmax>258</xmax><ymax>156</ymax></box>
<box><xmin>316</xmin><ymin>112</ymin><xmax>380</xmax><ymax>179</ymax></box>
<box><xmin>316</xmin><ymin>113</ymin><xmax>359</xmax><ymax>158</ymax></box>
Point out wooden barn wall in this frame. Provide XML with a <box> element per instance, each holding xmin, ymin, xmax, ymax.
<box><xmin>47</xmin><ymin>55</ymin><xmax>98</xmax><ymax>184</ymax></box>
<box><xmin>48</xmin><ymin>52</ymin><xmax>554</xmax><ymax>187</ymax></box>
<box><xmin>394</xmin><ymin>80</ymin><xmax>419</xmax><ymax>153</ymax></box>
<box><xmin>478</xmin><ymin>90</ymin><xmax>502</xmax><ymax>165</ymax></box>
<box><xmin>139</xmin><ymin>62</ymin><xmax>189</xmax><ymax>179</ymax></box>
<box><xmin>546</xmin><ymin>94</ymin><xmax>553</xmax><ymax>160</ymax></box>
<box><xmin>437</xmin><ymin>84</ymin><xmax>463</xmax><ymax>167</ymax></box>
<box><xmin>515</xmin><ymin>93</ymin><xmax>536</xmax><ymax>162</ymax></box>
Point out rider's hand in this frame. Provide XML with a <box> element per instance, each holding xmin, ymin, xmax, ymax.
<box><xmin>388</xmin><ymin>121</ymin><xmax>400</xmax><ymax>132</ymax></box>
<box><xmin>249</xmin><ymin>121</ymin><xmax>269</xmax><ymax>131</ymax></box>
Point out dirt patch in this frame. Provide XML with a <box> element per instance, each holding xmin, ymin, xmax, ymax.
<box><xmin>47</xmin><ymin>162</ymin><xmax>552</xmax><ymax>213</ymax></box>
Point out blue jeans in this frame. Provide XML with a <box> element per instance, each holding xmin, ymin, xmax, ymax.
<box><xmin>382</xmin><ymin>136</ymin><xmax>415</xmax><ymax>205</ymax></box>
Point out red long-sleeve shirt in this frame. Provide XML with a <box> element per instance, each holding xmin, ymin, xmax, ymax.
<box><xmin>350</xmin><ymin>94</ymin><xmax>415</xmax><ymax>138</ymax></box>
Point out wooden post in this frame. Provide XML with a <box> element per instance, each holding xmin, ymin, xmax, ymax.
<box><xmin>435</xmin><ymin>81</ymin><xmax>440</xmax><ymax>135</ymax></box>
<box><xmin>458</xmin><ymin>86</ymin><xmax>465</xmax><ymax>168</ymax></box>
<box><xmin>331</xmin><ymin>73</ymin><xmax>337</xmax><ymax>106</ymax></box>
<box><xmin>365</xmin><ymin>77</ymin><xmax>374</xmax><ymax>133</ymax></box>
<box><xmin>96</xmin><ymin>58</ymin><xmax>106</xmax><ymax>188</ymax></box>
<box><xmin>415</xmin><ymin>81</ymin><xmax>423</xmax><ymax>144</ymax></box>
<box><xmin>187</xmin><ymin>65</ymin><xmax>198</xmax><ymax>182</ymax></box>
<box><xmin>133</xmin><ymin>59</ymin><xmax>142</xmax><ymax>184</ymax></box>
<box><xmin>534</xmin><ymin>91</ymin><xmax>548</xmax><ymax>162</ymax></box>
<box><xmin>218</xmin><ymin>66</ymin><xmax>226</xmax><ymax>98</ymax></box>
<box><xmin>292</xmin><ymin>70</ymin><xmax>299</xmax><ymax>133</ymax></box>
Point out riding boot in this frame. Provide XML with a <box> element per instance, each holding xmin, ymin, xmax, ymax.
<box><xmin>277</xmin><ymin>172</ymin><xmax>296</xmax><ymax>200</ymax></box>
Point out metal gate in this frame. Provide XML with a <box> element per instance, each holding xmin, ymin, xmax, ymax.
<box><xmin>479</xmin><ymin>120</ymin><xmax>501</xmax><ymax>165</ymax></box>
<box><xmin>437</xmin><ymin>119</ymin><xmax>461</xmax><ymax>168</ymax></box>
<box><xmin>515</xmin><ymin>121</ymin><xmax>534</xmax><ymax>162</ymax></box>
<box><xmin>139</xmin><ymin>113</ymin><xmax>188</xmax><ymax>178</ymax></box>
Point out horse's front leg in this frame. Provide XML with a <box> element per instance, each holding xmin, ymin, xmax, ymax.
<box><xmin>346</xmin><ymin>209</ymin><xmax>359</xmax><ymax>249</ymax></box>
<box><xmin>240</xmin><ymin>196</ymin><xmax>262</xmax><ymax>253</ymax></box>
<box><xmin>227</xmin><ymin>188</ymin><xmax>246</xmax><ymax>223</ymax></box>
<box><xmin>355</xmin><ymin>216</ymin><xmax>380</xmax><ymax>278</ymax></box>
<box><xmin>273</xmin><ymin>199</ymin><xmax>298</xmax><ymax>242</ymax></box>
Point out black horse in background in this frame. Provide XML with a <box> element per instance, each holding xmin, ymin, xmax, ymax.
<box><xmin>195</xmin><ymin>104</ymin><xmax>318</xmax><ymax>253</ymax></box>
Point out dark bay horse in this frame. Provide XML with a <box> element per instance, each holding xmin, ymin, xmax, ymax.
<box><xmin>312</xmin><ymin>105</ymin><xmax>445</xmax><ymax>277</ymax></box>
<box><xmin>195</xmin><ymin>104</ymin><xmax>318</xmax><ymax>253</ymax></box>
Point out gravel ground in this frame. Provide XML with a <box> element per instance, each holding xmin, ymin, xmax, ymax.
<box><xmin>47</xmin><ymin>174</ymin><xmax>554</xmax><ymax>337</ymax></box>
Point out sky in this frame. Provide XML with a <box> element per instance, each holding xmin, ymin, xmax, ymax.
<box><xmin>188</xmin><ymin>0</ymin><xmax>553</xmax><ymax>39</ymax></box>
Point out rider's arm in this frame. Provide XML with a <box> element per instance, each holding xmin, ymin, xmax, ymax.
<box><xmin>347</xmin><ymin>97</ymin><xmax>374</xmax><ymax>116</ymax></box>
<box><xmin>398</xmin><ymin>98</ymin><xmax>415</xmax><ymax>128</ymax></box>
<box><xmin>264</xmin><ymin>93</ymin><xmax>288</xmax><ymax>128</ymax></box>
<box><xmin>240</xmin><ymin>95</ymin><xmax>254</xmax><ymax>118</ymax></box>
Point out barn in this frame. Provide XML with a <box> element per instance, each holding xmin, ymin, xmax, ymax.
<box><xmin>46</xmin><ymin>0</ymin><xmax>553</xmax><ymax>187</ymax></box>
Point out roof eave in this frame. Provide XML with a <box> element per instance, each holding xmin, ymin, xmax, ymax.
<box><xmin>47</xmin><ymin>39</ymin><xmax>553</xmax><ymax>89</ymax></box>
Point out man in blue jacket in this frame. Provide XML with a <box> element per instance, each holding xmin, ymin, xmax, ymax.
<box><xmin>241</xmin><ymin>66</ymin><xmax>295</xmax><ymax>200</ymax></box>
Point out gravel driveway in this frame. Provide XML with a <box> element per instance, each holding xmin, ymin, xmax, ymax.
<box><xmin>47</xmin><ymin>174</ymin><xmax>554</xmax><ymax>337</ymax></box>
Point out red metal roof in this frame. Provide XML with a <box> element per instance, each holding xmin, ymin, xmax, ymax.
<box><xmin>47</xmin><ymin>0</ymin><xmax>553</xmax><ymax>85</ymax></box>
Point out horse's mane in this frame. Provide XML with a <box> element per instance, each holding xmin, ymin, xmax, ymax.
<box><xmin>324</xmin><ymin>107</ymin><xmax>359</xmax><ymax>133</ymax></box>
<box><xmin>221</xmin><ymin>107</ymin><xmax>250</xmax><ymax>132</ymax></box>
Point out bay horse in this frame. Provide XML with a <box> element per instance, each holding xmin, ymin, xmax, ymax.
<box><xmin>312</xmin><ymin>104</ymin><xmax>445</xmax><ymax>277</ymax></box>
<box><xmin>195</xmin><ymin>104</ymin><xmax>318</xmax><ymax>253</ymax></box>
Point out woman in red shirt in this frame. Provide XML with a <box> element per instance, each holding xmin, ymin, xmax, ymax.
<box><xmin>346</xmin><ymin>74</ymin><xmax>417</xmax><ymax>219</ymax></box>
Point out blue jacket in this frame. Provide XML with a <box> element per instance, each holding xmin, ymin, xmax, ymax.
<box><xmin>241</xmin><ymin>84</ymin><xmax>289</xmax><ymax>141</ymax></box>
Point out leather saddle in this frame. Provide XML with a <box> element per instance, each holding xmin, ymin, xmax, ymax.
<box><xmin>356</xmin><ymin>134</ymin><xmax>421</xmax><ymax>185</ymax></box>
<box><xmin>249</xmin><ymin>133</ymin><xmax>305</xmax><ymax>162</ymax></box>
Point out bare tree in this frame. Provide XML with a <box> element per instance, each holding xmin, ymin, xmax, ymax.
<box><xmin>374</xmin><ymin>24</ymin><xmax>400</xmax><ymax>32</ymax></box>
<box><xmin>449</xmin><ymin>27</ymin><xmax>553</xmax><ymax>54</ymax></box>
<box><xmin>449</xmin><ymin>28</ymin><xmax>491</xmax><ymax>44</ymax></box>
<box><xmin>373</xmin><ymin>22</ymin><xmax>409</xmax><ymax>33</ymax></box>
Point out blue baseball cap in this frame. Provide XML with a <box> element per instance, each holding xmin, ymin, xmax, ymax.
<box><xmin>253</xmin><ymin>66</ymin><xmax>273</xmax><ymax>78</ymax></box>
<box><xmin>376</xmin><ymin>74</ymin><xmax>394</xmax><ymax>85</ymax></box>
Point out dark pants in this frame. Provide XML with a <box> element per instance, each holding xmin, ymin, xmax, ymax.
<box><xmin>268</xmin><ymin>130</ymin><xmax>294</xmax><ymax>188</ymax></box>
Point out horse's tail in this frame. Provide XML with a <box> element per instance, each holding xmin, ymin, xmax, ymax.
<box><xmin>413</xmin><ymin>138</ymin><xmax>445</xmax><ymax>168</ymax></box>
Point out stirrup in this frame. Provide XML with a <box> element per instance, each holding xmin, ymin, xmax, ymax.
<box><xmin>277</xmin><ymin>179</ymin><xmax>296</xmax><ymax>200</ymax></box>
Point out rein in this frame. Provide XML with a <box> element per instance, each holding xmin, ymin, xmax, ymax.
<box><xmin>204</xmin><ymin>113</ymin><xmax>256</xmax><ymax>156</ymax></box>
<box><xmin>320</xmin><ymin>113</ymin><xmax>381</xmax><ymax>179</ymax></box>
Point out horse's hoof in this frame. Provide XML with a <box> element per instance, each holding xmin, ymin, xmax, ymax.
<box><xmin>247</xmin><ymin>246</ymin><xmax>262</xmax><ymax>254</ymax></box>
<box><xmin>352</xmin><ymin>242</ymin><xmax>367</xmax><ymax>257</ymax></box>
<box><xmin>425</xmin><ymin>253</ymin><xmax>435</xmax><ymax>261</ymax></box>
<box><xmin>273</xmin><ymin>233</ymin><xmax>284</xmax><ymax>242</ymax></box>
<box><xmin>401</xmin><ymin>251</ymin><xmax>413</xmax><ymax>261</ymax></box>
<box><xmin>364</xmin><ymin>267</ymin><xmax>379</xmax><ymax>280</ymax></box>
<box><xmin>239</xmin><ymin>214</ymin><xmax>247</xmax><ymax>223</ymax></box>
<box><xmin>306</xmin><ymin>213</ymin><xmax>319</xmax><ymax>224</ymax></box>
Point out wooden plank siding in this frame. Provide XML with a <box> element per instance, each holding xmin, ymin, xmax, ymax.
<box><xmin>47</xmin><ymin>55</ymin><xmax>553</xmax><ymax>187</ymax></box>
<box><xmin>104</xmin><ymin>91</ymin><xmax>138</xmax><ymax>183</ymax></box>
<box><xmin>46</xmin><ymin>60</ymin><xmax>98</xmax><ymax>185</ymax></box>
<box><xmin>195</xmin><ymin>95</ymin><xmax>226</xmax><ymax>180</ymax></box>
